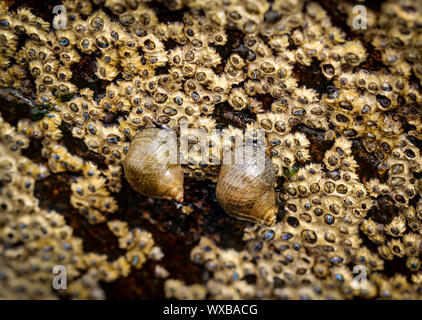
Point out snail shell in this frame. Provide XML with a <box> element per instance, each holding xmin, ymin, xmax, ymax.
<box><xmin>216</xmin><ymin>145</ymin><xmax>278</xmax><ymax>226</ymax></box>
<box><xmin>123</xmin><ymin>127</ymin><xmax>184</xmax><ymax>202</ymax></box>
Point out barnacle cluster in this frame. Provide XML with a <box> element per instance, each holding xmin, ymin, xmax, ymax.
<box><xmin>0</xmin><ymin>111</ymin><xmax>165</xmax><ymax>298</ymax></box>
<box><xmin>0</xmin><ymin>0</ymin><xmax>422</xmax><ymax>299</ymax></box>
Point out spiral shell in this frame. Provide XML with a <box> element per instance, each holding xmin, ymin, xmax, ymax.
<box><xmin>216</xmin><ymin>146</ymin><xmax>278</xmax><ymax>226</ymax></box>
<box><xmin>123</xmin><ymin>127</ymin><xmax>184</xmax><ymax>202</ymax></box>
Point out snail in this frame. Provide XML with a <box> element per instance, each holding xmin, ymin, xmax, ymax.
<box><xmin>216</xmin><ymin>145</ymin><xmax>278</xmax><ymax>226</ymax></box>
<box><xmin>123</xmin><ymin>127</ymin><xmax>184</xmax><ymax>202</ymax></box>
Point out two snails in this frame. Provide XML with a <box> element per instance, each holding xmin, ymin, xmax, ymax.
<box><xmin>123</xmin><ymin>128</ymin><xmax>278</xmax><ymax>226</ymax></box>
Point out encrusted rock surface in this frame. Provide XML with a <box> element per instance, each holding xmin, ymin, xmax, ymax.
<box><xmin>0</xmin><ymin>0</ymin><xmax>422</xmax><ymax>299</ymax></box>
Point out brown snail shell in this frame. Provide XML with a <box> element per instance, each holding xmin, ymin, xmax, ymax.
<box><xmin>216</xmin><ymin>145</ymin><xmax>278</xmax><ymax>226</ymax></box>
<box><xmin>123</xmin><ymin>127</ymin><xmax>184</xmax><ymax>202</ymax></box>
